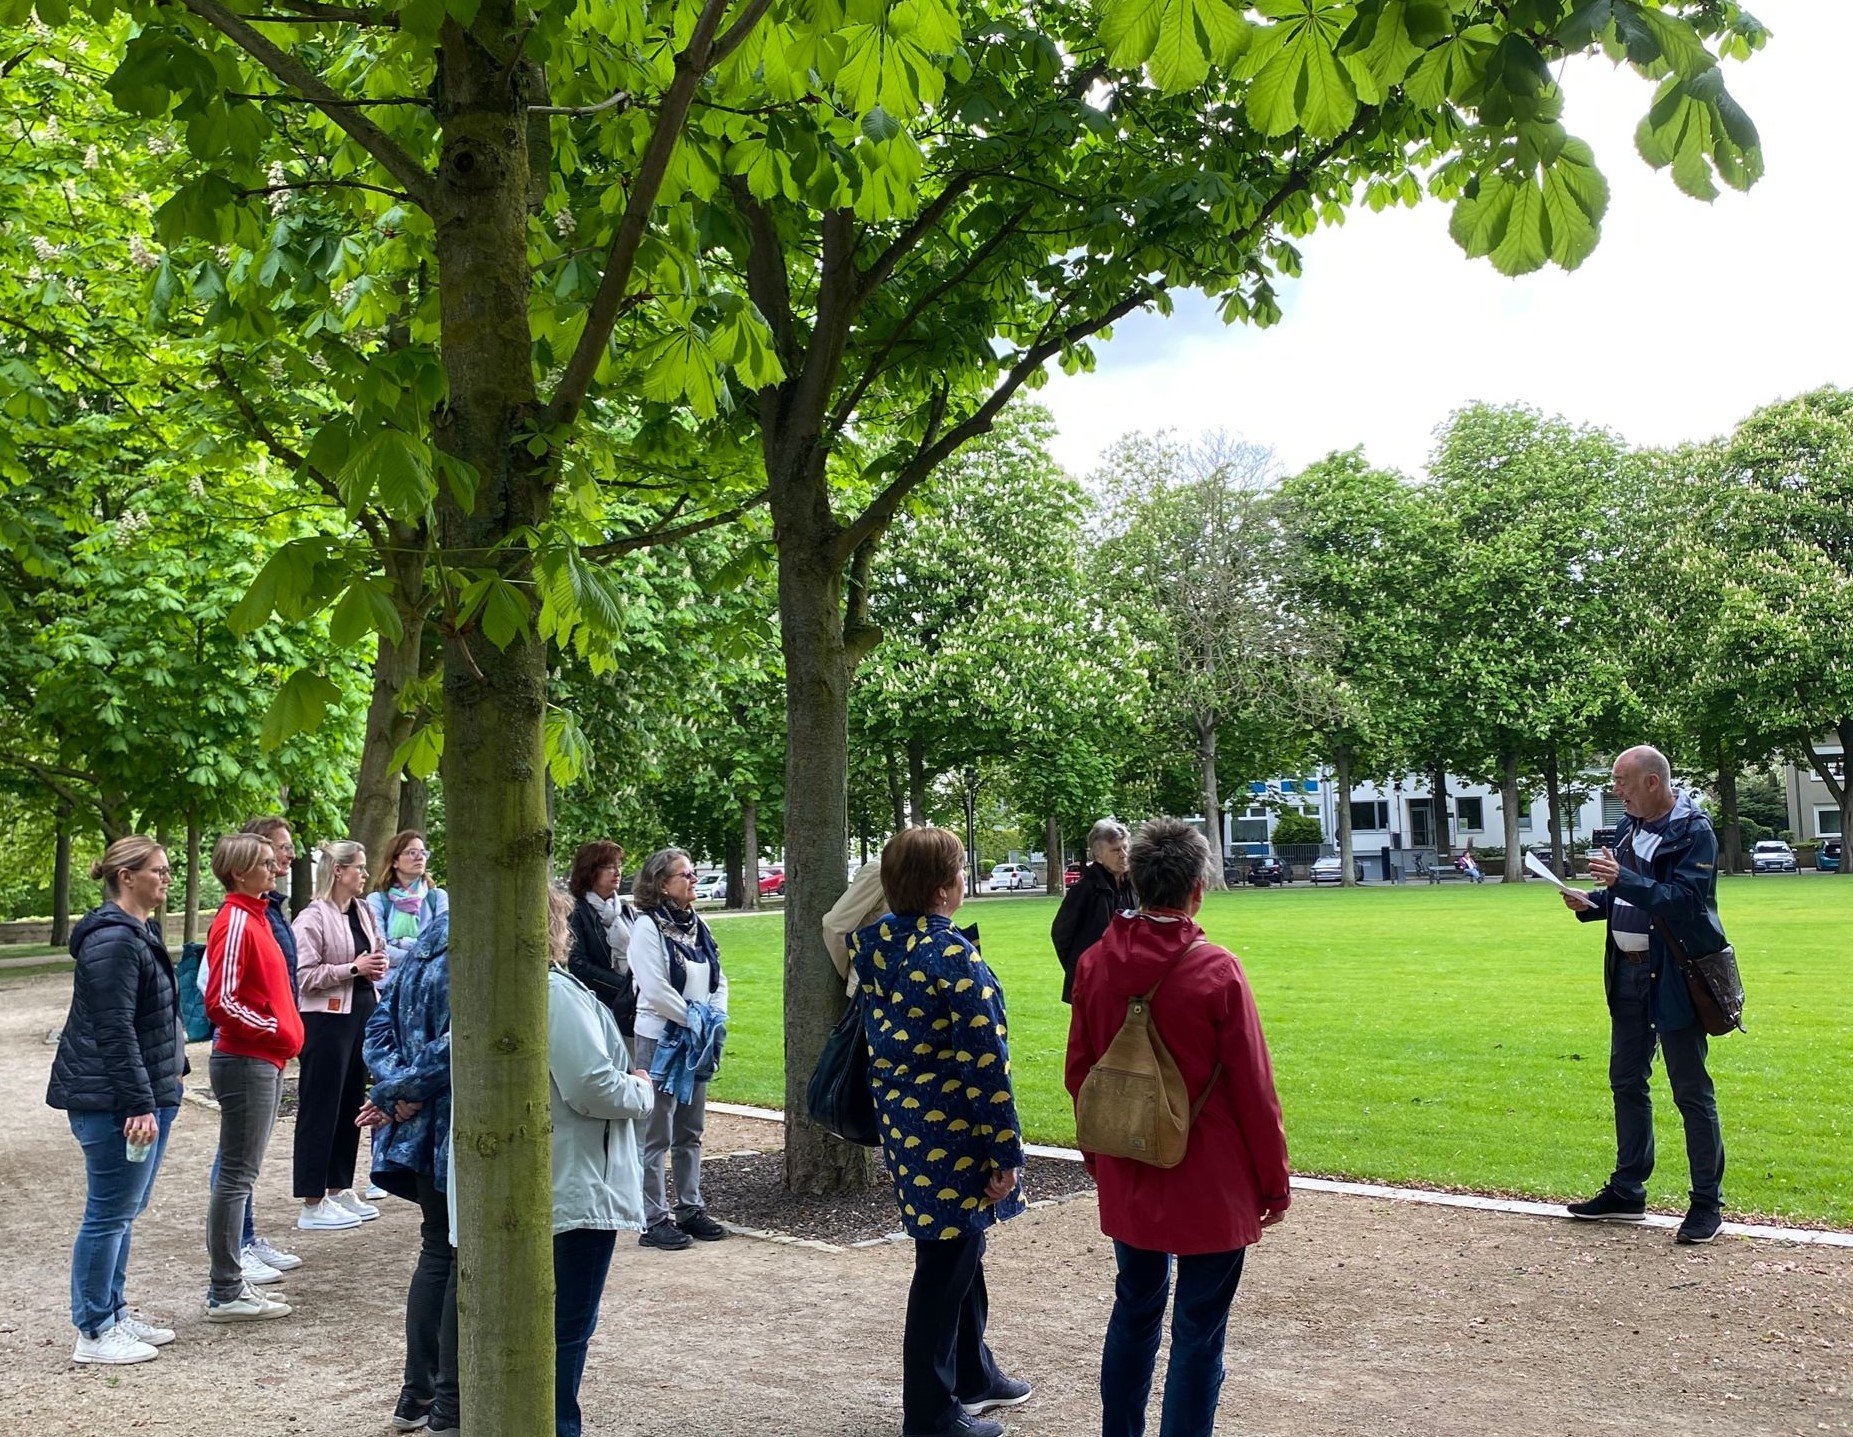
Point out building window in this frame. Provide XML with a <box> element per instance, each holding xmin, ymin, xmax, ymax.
<box><xmin>1818</xmin><ymin>808</ymin><xmax>1845</xmax><ymax>837</ymax></box>
<box><xmin>1602</xmin><ymin>792</ymin><xmax>1627</xmax><ymax>825</ymax></box>
<box><xmin>1457</xmin><ymin>797</ymin><xmax>1485</xmax><ymax>831</ymax></box>
<box><xmin>1517</xmin><ymin>808</ymin><xmax>1533</xmax><ymax>832</ymax></box>
<box><xmin>1349</xmin><ymin>800</ymin><xmax>1390</xmax><ymax>831</ymax></box>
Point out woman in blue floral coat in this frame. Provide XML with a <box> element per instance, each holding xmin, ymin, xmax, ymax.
<box><xmin>849</xmin><ymin>827</ymin><xmax>1034</xmax><ymax>1437</ymax></box>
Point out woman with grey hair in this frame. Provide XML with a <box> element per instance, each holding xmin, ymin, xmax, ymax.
<box><xmin>1050</xmin><ymin>817</ymin><xmax>1137</xmax><ymax>1004</ymax></box>
<box><xmin>628</xmin><ymin>848</ymin><xmax>729</xmax><ymax>1251</ymax></box>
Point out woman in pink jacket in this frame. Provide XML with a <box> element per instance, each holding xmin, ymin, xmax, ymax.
<box><xmin>291</xmin><ymin>841</ymin><xmax>388</xmax><ymax>1232</ymax></box>
<box><xmin>1065</xmin><ymin>817</ymin><xmax>1290</xmax><ymax>1437</ymax></box>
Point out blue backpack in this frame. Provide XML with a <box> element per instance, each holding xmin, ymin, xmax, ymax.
<box><xmin>176</xmin><ymin>942</ymin><xmax>213</xmax><ymax>1042</ymax></box>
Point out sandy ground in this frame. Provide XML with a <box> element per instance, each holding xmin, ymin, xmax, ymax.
<box><xmin>2</xmin><ymin>967</ymin><xmax>1849</xmax><ymax>1437</ymax></box>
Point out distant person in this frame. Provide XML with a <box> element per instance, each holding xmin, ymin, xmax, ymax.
<box><xmin>565</xmin><ymin>840</ymin><xmax>638</xmax><ymax>1036</ymax></box>
<box><xmin>368</xmin><ymin>829</ymin><xmax>449</xmax><ymax>973</ymax></box>
<box><xmin>202</xmin><ymin>832</ymin><xmax>304</xmax><ymax>1323</ymax></box>
<box><xmin>1561</xmin><ymin>745</ymin><xmax>1729</xmax><ymax>1244</ymax></box>
<box><xmin>1065</xmin><ymin>817</ymin><xmax>1289</xmax><ymax>1437</ymax></box>
<box><xmin>1051</xmin><ymin>818</ymin><xmax>1136</xmax><ymax>1003</ymax></box>
<box><xmin>629</xmin><ymin>848</ymin><xmax>729</xmax><ymax>1250</ymax></box>
<box><xmin>849</xmin><ymin>826</ymin><xmax>1032</xmax><ymax>1437</ymax></box>
<box><xmin>292</xmin><ymin>840</ymin><xmax>388</xmax><ymax>1231</ymax></box>
<box><xmin>1456</xmin><ymin>842</ymin><xmax>1484</xmax><ymax>884</ymax></box>
<box><xmin>543</xmin><ymin>887</ymin><xmax>655</xmax><ymax>1437</ymax></box>
<box><xmin>47</xmin><ymin>836</ymin><xmax>184</xmax><ymax>1365</ymax></box>
<box><xmin>360</xmin><ymin>914</ymin><xmax>458</xmax><ymax>1436</ymax></box>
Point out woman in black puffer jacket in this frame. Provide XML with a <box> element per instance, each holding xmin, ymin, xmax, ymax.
<box><xmin>46</xmin><ymin>836</ymin><xmax>186</xmax><ymax>1366</ymax></box>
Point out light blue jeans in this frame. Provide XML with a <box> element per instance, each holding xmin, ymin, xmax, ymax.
<box><xmin>68</xmin><ymin>1106</ymin><xmax>178</xmax><ymax>1337</ymax></box>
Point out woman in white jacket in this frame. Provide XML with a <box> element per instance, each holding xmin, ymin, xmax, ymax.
<box><xmin>544</xmin><ymin>888</ymin><xmax>654</xmax><ymax>1437</ymax></box>
<box><xmin>628</xmin><ymin>848</ymin><xmax>729</xmax><ymax>1251</ymax></box>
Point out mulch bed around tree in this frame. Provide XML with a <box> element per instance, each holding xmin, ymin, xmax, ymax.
<box><xmin>690</xmin><ymin>1150</ymin><xmax>1096</xmax><ymax>1248</ymax></box>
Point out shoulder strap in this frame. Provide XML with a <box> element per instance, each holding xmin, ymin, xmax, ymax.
<box><xmin>1138</xmin><ymin>937</ymin><xmax>1211</xmax><ymax>1002</ymax></box>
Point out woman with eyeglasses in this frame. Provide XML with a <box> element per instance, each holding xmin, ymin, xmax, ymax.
<box><xmin>629</xmin><ymin>848</ymin><xmax>729</xmax><ymax>1251</ymax></box>
<box><xmin>367</xmin><ymin>830</ymin><xmax>449</xmax><ymax>977</ymax></box>
<box><xmin>47</xmin><ymin>836</ymin><xmax>185</xmax><ymax>1364</ymax></box>
<box><xmin>291</xmin><ymin>840</ymin><xmax>388</xmax><ymax>1232</ymax></box>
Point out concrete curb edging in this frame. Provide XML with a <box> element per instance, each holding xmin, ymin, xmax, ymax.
<box><xmin>708</xmin><ymin>1101</ymin><xmax>1853</xmax><ymax>1250</ymax></box>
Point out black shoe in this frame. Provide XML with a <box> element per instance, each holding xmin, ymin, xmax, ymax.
<box><xmin>391</xmin><ymin>1393</ymin><xmax>433</xmax><ymax>1432</ymax></box>
<box><xmin>903</xmin><ymin>1413</ymin><xmax>1005</xmax><ymax>1437</ymax></box>
<box><xmin>1676</xmin><ymin>1206</ymin><xmax>1723</xmax><ymax>1245</ymax></box>
<box><xmin>677</xmin><ymin>1209</ymin><xmax>727</xmax><ymax>1242</ymax></box>
<box><xmin>1566</xmin><ymin>1187</ymin><xmax>1646</xmax><ymax>1222</ymax></box>
<box><xmin>426</xmin><ymin>1415</ymin><xmax>459</xmax><ymax>1437</ymax></box>
<box><xmin>960</xmin><ymin>1374</ymin><xmax>1033</xmax><ymax>1416</ymax></box>
<box><xmin>639</xmin><ymin>1218</ymin><xmax>694</xmax><ymax>1251</ymax></box>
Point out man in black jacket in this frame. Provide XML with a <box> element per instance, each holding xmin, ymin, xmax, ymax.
<box><xmin>1050</xmin><ymin>819</ymin><xmax>1136</xmax><ymax>1004</ymax></box>
<box><xmin>1561</xmin><ymin>745</ymin><xmax>1729</xmax><ymax>1245</ymax></box>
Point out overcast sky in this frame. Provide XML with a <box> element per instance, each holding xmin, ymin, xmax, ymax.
<box><xmin>1039</xmin><ymin>0</ymin><xmax>1850</xmax><ymax>481</ymax></box>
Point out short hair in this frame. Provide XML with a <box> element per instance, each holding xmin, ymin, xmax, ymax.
<box><xmin>312</xmin><ymin>840</ymin><xmax>368</xmax><ymax>901</ymax></box>
<box><xmin>568</xmin><ymin>840</ymin><xmax>626</xmax><ymax>900</ymax></box>
<box><xmin>1619</xmin><ymin>744</ymin><xmax>1673</xmax><ymax>787</ymax></box>
<box><xmin>881</xmin><ymin>826</ymin><xmax>965</xmax><ymax>915</ymax></box>
<box><xmin>241</xmin><ymin>815</ymin><xmax>291</xmax><ymax>844</ymax></box>
<box><xmin>372</xmin><ymin>830</ymin><xmax>431</xmax><ymax>893</ymax></box>
<box><xmin>1129</xmin><ymin>818</ymin><xmax>1211</xmax><ymax>911</ymax></box>
<box><xmin>632</xmin><ymin>848</ymin><xmax>689</xmax><ymax>911</ymax></box>
<box><xmin>90</xmin><ymin>836</ymin><xmax>165</xmax><ymax>898</ymax></box>
<box><xmin>211</xmin><ymin>833</ymin><xmax>274</xmax><ymax>892</ymax></box>
<box><xmin>546</xmin><ymin>885</ymin><xmax>575</xmax><ymax>966</ymax></box>
<box><xmin>1087</xmin><ymin>817</ymin><xmax>1129</xmax><ymax>861</ymax></box>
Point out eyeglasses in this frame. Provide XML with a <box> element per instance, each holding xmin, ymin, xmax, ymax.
<box><xmin>144</xmin><ymin>868</ymin><xmax>173</xmax><ymax>879</ymax></box>
<box><xmin>671</xmin><ymin>869</ymin><xmax>696</xmax><ymax>880</ymax></box>
<box><xmin>401</xmin><ymin>849</ymin><xmax>430</xmax><ymax>859</ymax></box>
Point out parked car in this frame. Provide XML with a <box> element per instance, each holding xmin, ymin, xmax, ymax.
<box><xmin>987</xmin><ymin>863</ymin><xmax>1037</xmax><ymax>892</ymax></box>
<box><xmin>1818</xmin><ymin>838</ymin><xmax>1843</xmax><ymax>873</ymax></box>
<box><xmin>693</xmin><ymin>873</ymin><xmax>727</xmax><ymax>902</ymax></box>
<box><xmin>758</xmin><ymin>865</ymin><xmax>785</xmax><ymax>896</ymax></box>
<box><xmin>1063</xmin><ymin>861</ymin><xmax>1081</xmax><ymax>888</ymax></box>
<box><xmin>1309</xmin><ymin>855</ymin><xmax>1365</xmax><ymax>885</ymax></box>
<box><xmin>1750</xmin><ymin>840</ymin><xmax>1797</xmax><ymax>874</ymax></box>
<box><xmin>1247</xmin><ymin>856</ymin><xmax>1286</xmax><ymax>887</ymax></box>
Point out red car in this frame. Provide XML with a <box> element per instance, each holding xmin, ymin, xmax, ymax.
<box><xmin>758</xmin><ymin>866</ymin><xmax>785</xmax><ymax>896</ymax></box>
<box><xmin>1063</xmin><ymin>862</ymin><xmax>1081</xmax><ymax>888</ymax></box>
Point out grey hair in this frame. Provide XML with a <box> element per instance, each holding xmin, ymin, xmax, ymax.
<box><xmin>1128</xmin><ymin>818</ymin><xmax>1211</xmax><ymax>911</ymax></box>
<box><xmin>1618</xmin><ymin>744</ymin><xmax>1673</xmax><ymax>787</ymax></box>
<box><xmin>632</xmin><ymin>847</ymin><xmax>690</xmax><ymax>911</ymax></box>
<box><xmin>1087</xmin><ymin>817</ymin><xmax>1130</xmax><ymax>861</ymax></box>
<box><xmin>313</xmin><ymin>841</ymin><xmax>367</xmax><ymax>901</ymax></box>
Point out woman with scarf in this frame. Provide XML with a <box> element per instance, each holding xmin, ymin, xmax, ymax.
<box><xmin>628</xmin><ymin>847</ymin><xmax>728</xmax><ymax>1251</ymax></box>
<box><xmin>565</xmin><ymin>840</ymin><xmax>638</xmax><ymax>1037</ymax></box>
<box><xmin>368</xmin><ymin>830</ymin><xmax>449</xmax><ymax>975</ymax></box>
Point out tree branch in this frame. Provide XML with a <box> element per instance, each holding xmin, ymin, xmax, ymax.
<box><xmin>579</xmin><ymin>489</ymin><xmax>767</xmax><ymax>559</ymax></box>
<box><xmin>711</xmin><ymin>0</ymin><xmax>775</xmax><ymax>66</ymax></box>
<box><xmin>239</xmin><ymin>178</ymin><xmax>409</xmax><ymax>202</ymax></box>
<box><xmin>852</xmin><ymin>174</ymin><xmax>975</xmax><ymax>310</ymax></box>
<box><xmin>168</xmin><ymin>0</ymin><xmax>436</xmax><ymax>208</ymax></box>
<box><xmin>528</xmin><ymin>90</ymin><xmax>631</xmax><ymax>117</ymax></box>
<box><xmin>727</xmin><ymin>178</ymin><xmax>796</xmax><ymax>369</ymax></box>
<box><xmin>545</xmin><ymin>0</ymin><xmax>763</xmax><ymax>426</ymax></box>
<box><xmin>227</xmin><ymin>90</ymin><xmax>425</xmax><ymax>106</ymax></box>
<box><xmin>243</xmin><ymin>2</ymin><xmax>396</xmax><ymax>23</ymax></box>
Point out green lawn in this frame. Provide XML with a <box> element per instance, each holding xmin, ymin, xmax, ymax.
<box><xmin>707</xmin><ymin>878</ymin><xmax>1853</xmax><ymax>1227</ymax></box>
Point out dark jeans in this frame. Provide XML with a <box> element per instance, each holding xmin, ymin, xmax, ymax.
<box><xmin>903</xmin><ymin>1231</ymin><xmax>1003</xmax><ymax>1435</ymax></box>
<box><xmin>1608</xmin><ymin>958</ymin><xmax>1725</xmax><ymax>1210</ymax></box>
<box><xmin>1101</xmin><ymin>1242</ymin><xmax>1247</xmax><ymax>1437</ymax></box>
<box><xmin>208</xmin><ymin>1054</ymin><xmax>282</xmax><ymax>1301</ymax></box>
<box><xmin>400</xmin><ymin>1173</ymin><xmax>460</xmax><ymax>1427</ymax></box>
<box><xmin>67</xmin><ymin>1106</ymin><xmax>177</xmax><ymax>1337</ymax></box>
<box><xmin>553</xmin><ymin>1227</ymin><xmax>618</xmax><ymax>1437</ymax></box>
<box><xmin>293</xmin><ymin>1006</ymin><xmax>371</xmax><ymax>1199</ymax></box>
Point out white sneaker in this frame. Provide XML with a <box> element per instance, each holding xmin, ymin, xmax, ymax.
<box><xmin>240</xmin><ymin>1247</ymin><xmax>286</xmax><ymax>1285</ymax></box>
<box><xmin>297</xmin><ymin>1198</ymin><xmax>364</xmax><ymax>1231</ymax></box>
<box><xmin>205</xmin><ymin>1282</ymin><xmax>292</xmax><ymax>1323</ymax></box>
<box><xmin>328</xmin><ymin>1188</ymin><xmax>380</xmax><ymax>1221</ymax></box>
<box><xmin>363</xmin><ymin>1182</ymin><xmax>390</xmax><ymax>1202</ymax></box>
<box><xmin>249</xmin><ymin>1236</ymin><xmax>303</xmax><ymax>1271</ymax></box>
<box><xmin>73</xmin><ymin>1325</ymin><xmax>159</xmax><ymax>1364</ymax></box>
<box><xmin>116</xmin><ymin>1313</ymin><xmax>175</xmax><ymax>1347</ymax></box>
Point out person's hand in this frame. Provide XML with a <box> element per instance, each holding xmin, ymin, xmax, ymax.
<box><xmin>355</xmin><ymin>952</ymin><xmax>389</xmax><ymax>982</ymax></box>
<box><xmin>984</xmin><ymin>1167</ymin><xmax>1019</xmax><ymax>1203</ymax></box>
<box><xmin>1259</xmin><ymin>1207</ymin><xmax>1287</xmax><ymax>1232</ymax></box>
<box><xmin>356</xmin><ymin>1101</ymin><xmax>389</xmax><ymax>1130</ymax></box>
<box><xmin>123</xmin><ymin>1113</ymin><xmax>159</xmax><ymax>1144</ymax></box>
<box><xmin>1587</xmin><ymin>847</ymin><xmax>1620</xmax><ymax>887</ymax></box>
<box><xmin>1561</xmin><ymin>889</ymin><xmax>1595</xmax><ymax>913</ymax></box>
<box><xmin>632</xmin><ymin>1068</ymin><xmax>651</xmax><ymax>1083</ymax></box>
<box><xmin>392</xmin><ymin>1100</ymin><xmax>423</xmax><ymax>1122</ymax></box>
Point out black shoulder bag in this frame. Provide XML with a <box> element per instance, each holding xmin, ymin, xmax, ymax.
<box><xmin>805</xmin><ymin>989</ymin><xmax>879</xmax><ymax>1147</ymax></box>
<box><xmin>1651</xmin><ymin>916</ymin><xmax>1747</xmax><ymax>1036</ymax></box>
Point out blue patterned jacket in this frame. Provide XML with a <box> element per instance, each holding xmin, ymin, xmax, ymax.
<box><xmin>850</xmin><ymin>912</ymin><xmax>1025</xmax><ymax>1240</ymax></box>
<box><xmin>363</xmin><ymin>913</ymin><xmax>451</xmax><ymax>1198</ymax></box>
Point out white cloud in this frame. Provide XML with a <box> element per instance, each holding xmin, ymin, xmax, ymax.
<box><xmin>1040</xmin><ymin>0</ymin><xmax>1853</xmax><ymax>480</ymax></box>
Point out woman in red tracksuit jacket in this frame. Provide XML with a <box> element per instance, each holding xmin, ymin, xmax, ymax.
<box><xmin>1065</xmin><ymin>817</ymin><xmax>1290</xmax><ymax>1437</ymax></box>
<box><xmin>203</xmin><ymin>832</ymin><xmax>304</xmax><ymax>1322</ymax></box>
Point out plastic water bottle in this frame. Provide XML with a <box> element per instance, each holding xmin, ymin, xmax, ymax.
<box><xmin>126</xmin><ymin>1134</ymin><xmax>155</xmax><ymax>1163</ymax></box>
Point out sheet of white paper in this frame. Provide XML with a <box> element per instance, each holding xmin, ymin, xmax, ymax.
<box><xmin>1524</xmin><ymin>851</ymin><xmax>1575</xmax><ymax>892</ymax></box>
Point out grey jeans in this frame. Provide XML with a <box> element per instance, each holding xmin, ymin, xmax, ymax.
<box><xmin>631</xmin><ymin>1035</ymin><xmax>708</xmax><ymax>1226</ymax></box>
<box><xmin>208</xmin><ymin>1053</ymin><xmax>283</xmax><ymax>1300</ymax></box>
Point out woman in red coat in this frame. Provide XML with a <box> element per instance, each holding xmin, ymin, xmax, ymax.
<box><xmin>1064</xmin><ymin>817</ymin><xmax>1289</xmax><ymax>1437</ymax></box>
